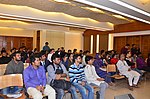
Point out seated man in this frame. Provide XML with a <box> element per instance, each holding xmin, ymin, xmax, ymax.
<box><xmin>84</xmin><ymin>55</ymin><xmax>108</xmax><ymax>99</ymax></box>
<box><xmin>69</xmin><ymin>54</ymin><xmax>94</xmax><ymax>99</ymax></box>
<box><xmin>116</xmin><ymin>54</ymin><xmax>140</xmax><ymax>91</ymax></box>
<box><xmin>23</xmin><ymin>54</ymin><xmax>55</xmax><ymax>99</ymax></box>
<box><xmin>47</xmin><ymin>53</ymin><xmax>77</xmax><ymax>99</ymax></box>
<box><xmin>39</xmin><ymin>50</ymin><xmax>51</xmax><ymax>72</ymax></box>
<box><xmin>3</xmin><ymin>51</ymin><xmax>24</xmax><ymax>95</ymax></box>
<box><xmin>0</xmin><ymin>50</ymin><xmax>11</xmax><ymax>64</ymax></box>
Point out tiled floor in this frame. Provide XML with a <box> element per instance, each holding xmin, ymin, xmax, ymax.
<box><xmin>105</xmin><ymin>79</ymin><xmax>150</xmax><ymax>99</ymax></box>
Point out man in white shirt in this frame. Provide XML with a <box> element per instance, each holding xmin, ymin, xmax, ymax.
<box><xmin>47</xmin><ymin>48</ymin><xmax>55</xmax><ymax>62</ymax></box>
<box><xmin>116</xmin><ymin>54</ymin><xmax>140</xmax><ymax>91</ymax></box>
<box><xmin>84</xmin><ymin>56</ymin><xmax>108</xmax><ymax>99</ymax></box>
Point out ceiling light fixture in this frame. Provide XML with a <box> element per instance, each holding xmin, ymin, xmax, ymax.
<box><xmin>53</xmin><ymin>0</ymin><xmax>71</xmax><ymax>4</ymax></box>
<box><xmin>73</xmin><ymin>0</ymin><xmax>150</xmax><ymax>24</ymax></box>
<box><xmin>109</xmin><ymin>0</ymin><xmax>150</xmax><ymax>17</ymax></box>
<box><xmin>112</xmin><ymin>15</ymin><xmax>127</xmax><ymax>19</ymax></box>
<box><xmin>81</xmin><ymin>7</ymin><xmax>105</xmax><ymax>14</ymax></box>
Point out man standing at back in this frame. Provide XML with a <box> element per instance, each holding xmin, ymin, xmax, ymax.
<box><xmin>43</xmin><ymin>42</ymin><xmax>50</xmax><ymax>52</ymax></box>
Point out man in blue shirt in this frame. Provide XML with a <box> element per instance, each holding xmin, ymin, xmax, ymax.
<box><xmin>23</xmin><ymin>54</ymin><xmax>55</xmax><ymax>99</ymax></box>
<box><xmin>43</xmin><ymin>42</ymin><xmax>50</xmax><ymax>52</ymax></box>
<box><xmin>69</xmin><ymin>54</ymin><xmax>94</xmax><ymax>99</ymax></box>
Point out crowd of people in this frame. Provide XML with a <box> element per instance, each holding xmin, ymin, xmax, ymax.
<box><xmin>0</xmin><ymin>42</ymin><xmax>150</xmax><ymax>99</ymax></box>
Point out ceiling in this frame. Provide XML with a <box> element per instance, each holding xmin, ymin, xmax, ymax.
<box><xmin>0</xmin><ymin>0</ymin><xmax>149</xmax><ymax>31</ymax></box>
<box><xmin>0</xmin><ymin>0</ymin><xmax>132</xmax><ymax>25</ymax></box>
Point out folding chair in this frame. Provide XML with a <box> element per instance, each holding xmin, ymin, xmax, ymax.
<box><xmin>0</xmin><ymin>74</ymin><xmax>24</xmax><ymax>99</ymax></box>
<box><xmin>107</xmin><ymin>64</ymin><xmax>126</xmax><ymax>89</ymax></box>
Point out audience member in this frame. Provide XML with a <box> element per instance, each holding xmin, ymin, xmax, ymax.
<box><xmin>0</xmin><ymin>51</ymin><xmax>11</xmax><ymax>64</ymax></box>
<box><xmin>47</xmin><ymin>54</ymin><xmax>77</xmax><ymax>99</ymax></box>
<box><xmin>24</xmin><ymin>54</ymin><xmax>55</xmax><ymax>99</ymax></box>
<box><xmin>43</xmin><ymin>42</ymin><xmax>50</xmax><ymax>52</ymax></box>
<box><xmin>116</xmin><ymin>54</ymin><xmax>140</xmax><ymax>91</ymax></box>
<box><xmin>69</xmin><ymin>54</ymin><xmax>94</xmax><ymax>99</ymax></box>
<box><xmin>84</xmin><ymin>55</ymin><xmax>108</xmax><ymax>99</ymax></box>
<box><xmin>121</xmin><ymin>44</ymin><xmax>130</xmax><ymax>54</ymax></box>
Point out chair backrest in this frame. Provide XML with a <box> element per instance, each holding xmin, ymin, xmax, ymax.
<box><xmin>0</xmin><ymin>74</ymin><xmax>23</xmax><ymax>89</ymax></box>
<box><xmin>107</xmin><ymin>64</ymin><xmax>117</xmax><ymax>73</ymax></box>
<box><xmin>0</xmin><ymin>64</ymin><xmax>7</xmax><ymax>76</ymax></box>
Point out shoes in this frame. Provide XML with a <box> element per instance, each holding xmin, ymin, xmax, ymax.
<box><xmin>133</xmin><ymin>84</ymin><xmax>139</xmax><ymax>88</ymax></box>
<box><xmin>108</xmin><ymin>82</ymin><xmax>115</xmax><ymax>86</ymax></box>
<box><xmin>128</xmin><ymin>86</ymin><xmax>133</xmax><ymax>91</ymax></box>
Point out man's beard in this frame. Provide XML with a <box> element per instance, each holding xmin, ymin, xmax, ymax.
<box><xmin>16</xmin><ymin>59</ymin><xmax>21</xmax><ymax>61</ymax></box>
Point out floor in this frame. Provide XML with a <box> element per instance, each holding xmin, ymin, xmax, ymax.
<box><xmin>105</xmin><ymin>79</ymin><xmax>150</xmax><ymax>99</ymax></box>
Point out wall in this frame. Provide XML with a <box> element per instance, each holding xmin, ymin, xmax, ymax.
<box><xmin>65</xmin><ymin>29</ymin><xmax>84</xmax><ymax>51</ymax></box>
<box><xmin>39</xmin><ymin>29</ymin><xmax>84</xmax><ymax>52</ymax></box>
<box><xmin>46</xmin><ymin>31</ymin><xmax>65</xmax><ymax>50</ymax></box>
<box><xmin>0</xmin><ymin>27</ymin><xmax>36</xmax><ymax>49</ymax></box>
<box><xmin>83</xmin><ymin>30</ymin><xmax>108</xmax><ymax>54</ymax></box>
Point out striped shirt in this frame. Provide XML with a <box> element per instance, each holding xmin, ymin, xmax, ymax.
<box><xmin>69</xmin><ymin>63</ymin><xmax>86</xmax><ymax>85</ymax></box>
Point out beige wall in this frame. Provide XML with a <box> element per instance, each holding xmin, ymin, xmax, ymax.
<box><xmin>65</xmin><ymin>31</ymin><xmax>83</xmax><ymax>51</ymax></box>
<box><xmin>46</xmin><ymin>31</ymin><xmax>65</xmax><ymax>50</ymax></box>
<box><xmin>40</xmin><ymin>29</ymin><xmax>84</xmax><ymax>52</ymax></box>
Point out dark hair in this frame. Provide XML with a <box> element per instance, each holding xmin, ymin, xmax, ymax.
<box><xmin>148</xmin><ymin>53</ymin><xmax>150</xmax><ymax>58</ymax></box>
<box><xmin>51</xmin><ymin>53</ymin><xmax>61</xmax><ymax>62</ymax></box>
<box><xmin>100</xmin><ymin>50</ymin><xmax>105</xmax><ymax>55</ymax></box>
<box><xmin>68</xmin><ymin>53</ymin><xmax>73</xmax><ymax>58</ymax></box>
<box><xmin>1</xmin><ymin>50</ymin><xmax>6</xmax><ymax>54</ymax></box>
<box><xmin>49</xmin><ymin>48</ymin><xmax>55</xmax><ymax>52</ymax></box>
<box><xmin>132</xmin><ymin>44</ymin><xmax>135</xmax><ymax>47</ymax></box>
<box><xmin>112</xmin><ymin>54</ymin><xmax>116</xmax><ymax>58</ymax></box>
<box><xmin>126</xmin><ymin>44</ymin><xmax>130</xmax><ymax>46</ymax></box>
<box><xmin>12</xmin><ymin>51</ymin><xmax>21</xmax><ymax>57</ymax></box>
<box><xmin>73</xmin><ymin>54</ymin><xmax>81</xmax><ymax>62</ymax></box>
<box><xmin>85</xmin><ymin>56</ymin><xmax>93</xmax><ymax>64</ymax></box>
<box><xmin>39</xmin><ymin>50</ymin><xmax>46</xmax><ymax>57</ymax></box>
<box><xmin>45</xmin><ymin>42</ymin><xmax>49</xmax><ymax>45</ymax></box>
<box><xmin>30</xmin><ymin>53</ymin><xmax>40</xmax><ymax>64</ymax></box>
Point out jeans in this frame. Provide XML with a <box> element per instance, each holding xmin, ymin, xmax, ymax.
<box><xmin>73</xmin><ymin>83</ymin><xmax>94</xmax><ymax>99</ymax></box>
<box><xmin>2</xmin><ymin>86</ymin><xmax>22</xmax><ymax>95</ymax></box>
<box><xmin>55</xmin><ymin>86</ymin><xmax>78</xmax><ymax>99</ymax></box>
<box><xmin>90</xmin><ymin>82</ymin><xmax>108</xmax><ymax>99</ymax></box>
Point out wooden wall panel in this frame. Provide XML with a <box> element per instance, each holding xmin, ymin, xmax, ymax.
<box><xmin>84</xmin><ymin>36</ymin><xmax>90</xmax><ymax>51</ymax></box>
<box><xmin>83</xmin><ymin>29</ymin><xmax>108</xmax><ymax>54</ymax></box>
<box><xmin>0</xmin><ymin>36</ymin><xmax>33</xmax><ymax>52</ymax></box>
<box><xmin>141</xmin><ymin>35</ymin><xmax>150</xmax><ymax>58</ymax></box>
<box><xmin>114</xmin><ymin>35</ymin><xmax>150</xmax><ymax>58</ymax></box>
<box><xmin>100</xmin><ymin>34</ymin><xmax>108</xmax><ymax>51</ymax></box>
<box><xmin>114</xmin><ymin>37</ymin><xmax>126</xmax><ymax>54</ymax></box>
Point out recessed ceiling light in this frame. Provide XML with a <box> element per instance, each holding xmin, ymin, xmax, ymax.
<box><xmin>81</xmin><ymin>7</ymin><xmax>105</xmax><ymax>14</ymax></box>
<box><xmin>112</xmin><ymin>15</ymin><xmax>127</xmax><ymax>19</ymax></box>
<box><xmin>53</xmin><ymin>0</ymin><xmax>71</xmax><ymax>4</ymax></box>
<box><xmin>74</xmin><ymin>0</ymin><xmax>150</xmax><ymax>24</ymax></box>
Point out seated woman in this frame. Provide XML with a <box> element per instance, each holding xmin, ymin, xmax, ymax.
<box><xmin>93</xmin><ymin>53</ymin><xmax>114</xmax><ymax>86</ymax></box>
<box><xmin>110</xmin><ymin>54</ymin><xmax>118</xmax><ymax>64</ymax></box>
<box><xmin>136</xmin><ymin>52</ymin><xmax>150</xmax><ymax>72</ymax></box>
<box><xmin>84</xmin><ymin>55</ymin><xmax>108</xmax><ymax>99</ymax></box>
<box><xmin>116</xmin><ymin>54</ymin><xmax>140</xmax><ymax>91</ymax></box>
